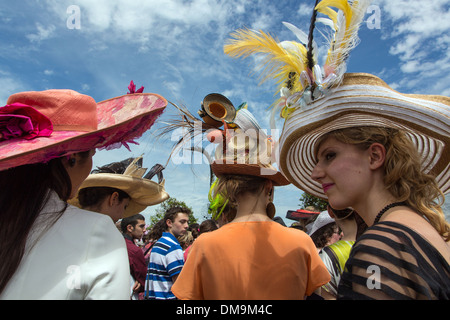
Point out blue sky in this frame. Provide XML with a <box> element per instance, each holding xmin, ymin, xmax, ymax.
<box><xmin>1</xmin><ymin>0</ymin><xmax>449</xmax><ymax>224</ymax></box>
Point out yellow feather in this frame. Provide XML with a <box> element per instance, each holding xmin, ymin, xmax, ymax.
<box><xmin>224</xmin><ymin>29</ymin><xmax>307</xmax><ymax>88</ymax></box>
<box><xmin>316</xmin><ymin>6</ymin><xmax>338</xmax><ymax>28</ymax></box>
<box><xmin>315</xmin><ymin>0</ymin><xmax>352</xmax><ymax>28</ymax></box>
<box><xmin>321</xmin><ymin>0</ymin><xmax>370</xmax><ymax>71</ymax></box>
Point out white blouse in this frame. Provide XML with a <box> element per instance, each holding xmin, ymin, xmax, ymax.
<box><xmin>1</xmin><ymin>191</ymin><xmax>130</xmax><ymax>300</ymax></box>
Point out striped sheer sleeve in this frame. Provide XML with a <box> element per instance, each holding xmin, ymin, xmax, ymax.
<box><xmin>337</xmin><ymin>221</ymin><xmax>450</xmax><ymax>300</ymax></box>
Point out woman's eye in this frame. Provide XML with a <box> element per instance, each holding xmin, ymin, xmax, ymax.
<box><xmin>325</xmin><ymin>152</ymin><xmax>336</xmax><ymax>161</ymax></box>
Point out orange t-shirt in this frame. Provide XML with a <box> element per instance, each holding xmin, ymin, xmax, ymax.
<box><xmin>171</xmin><ymin>221</ymin><xmax>330</xmax><ymax>300</ymax></box>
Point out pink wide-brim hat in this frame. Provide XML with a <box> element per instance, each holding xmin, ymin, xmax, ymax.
<box><xmin>0</xmin><ymin>90</ymin><xmax>167</xmax><ymax>171</ymax></box>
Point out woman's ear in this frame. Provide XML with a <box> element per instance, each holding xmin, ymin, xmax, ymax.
<box><xmin>368</xmin><ymin>142</ymin><xmax>386</xmax><ymax>170</ymax></box>
<box><xmin>108</xmin><ymin>192</ymin><xmax>119</xmax><ymax>206</ymax></box>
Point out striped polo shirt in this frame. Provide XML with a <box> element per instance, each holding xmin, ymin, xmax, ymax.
<box><xmin>144</xmin><ymin>232</ymin><xmax>184</xmax><ymax>299</ymax></box>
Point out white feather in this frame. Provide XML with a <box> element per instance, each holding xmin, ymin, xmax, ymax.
<box><xmin>324</xmin><ymin>0</ymin><xmax>372</xmax><ymax>81</ymax></box>
<box><xmin>316</xmin><ymin>17</ymin><xmax>336</xmax><ymax>30</ymax></box>
<box><xmin>282</xmin><ymin>21</ymin><xmax>318</xmax><ymax>63</ymax></box>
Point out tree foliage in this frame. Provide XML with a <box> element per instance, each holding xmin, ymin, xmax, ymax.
<box><xmin>298</xmin><ymin>192</ymin><xmax>328</xmax><ymax>212</ymax></box>
<box><xmin>148</xmin><ymin>197</ymin><xmax>198</xmax><ymax>228</ymax></box>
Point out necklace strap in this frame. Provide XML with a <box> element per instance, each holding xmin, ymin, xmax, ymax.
<box><xmin>373</xmin><ymin>202</ymin><xmax>406</xmax><ymax>225</ymax></box>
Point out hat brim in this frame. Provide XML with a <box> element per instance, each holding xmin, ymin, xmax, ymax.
<box><xmin>279</xmin><ymin>73</ymin><xmax>450</xmax><ymax>199</ymax></box>
<box><xmin>0</xmin><ymin>93</ymin><xmax>167</xmax><ymax>171</ymax></box>
<box><xmin>286</xmin><ymin>209</ymin><xmax>320</xmax><ymax>221</ymax></box>
<box><xmin>211</xmin><ymin>161</ymin><xmax>290</xmax><ymax>186</ymax></box>
<box><xmin>308</xmin><ymin>210</ymin><xmax>335</xmax><ymax>236</ymax></box>
<box><xmin>69</xmin><ymin>173</ymin><xmax>170</xmax><ymax>217</ymax></box>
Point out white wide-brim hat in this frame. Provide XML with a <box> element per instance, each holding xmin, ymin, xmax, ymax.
<box><xmin>279</xmin><ymin>73</ymin><xmax>450</xmax><ymax>199</ymax></box>
<box><xmin>308</xmin><ymin>210</ymin><xmax>335</xmax><ymax>236</ymax></box>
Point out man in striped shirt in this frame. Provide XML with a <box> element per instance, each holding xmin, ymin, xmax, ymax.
<box><xmin>144</xmin><ymin>206</ymin><xmax>191</xmax><ymax>299</ymax></box>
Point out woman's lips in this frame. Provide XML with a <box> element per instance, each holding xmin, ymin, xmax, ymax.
<box><xmin>322</xmin><ymin>183</ymin><xmax>334</xmax><ymax>193</ymax></box>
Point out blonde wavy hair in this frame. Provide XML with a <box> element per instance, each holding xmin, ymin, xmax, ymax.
<box><xmin>213</xmin><ymin>174</ymin><xmax>268</xmax><ymax>212</ymax></box>
<box><xmin>317</xmin><ymin>127</ymin><xmax>450</xmax><ymax>242</ymax></box>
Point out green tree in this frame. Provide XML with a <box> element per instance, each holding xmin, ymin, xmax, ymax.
<box><xmin>298</xmin><ymin>192</ymin><xmax>328</xmax><ymax>212</ymax></box>
<box><xmin>148</xmin><ymin>197</ymin><xmax>198</xmax><ymax>229</ymax></box>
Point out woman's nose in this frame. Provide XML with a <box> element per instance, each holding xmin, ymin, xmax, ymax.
<box><xmin>311</xmin><ymin>163</ymin><xmax>324</xmax><ymax>182</ymax></box>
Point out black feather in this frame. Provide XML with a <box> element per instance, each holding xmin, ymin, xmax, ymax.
<box><xmin>307</xmin><ymin>0</ymin><xmax>320</xmax><ymax>71</ymax></box>
<box><xmin>92</xmin><ymin>157</ymin><xmax>137</xmax><ymax>174</ymax></box>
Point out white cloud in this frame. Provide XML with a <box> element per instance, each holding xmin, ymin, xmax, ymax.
<box><xmin>379</xmin><ymin>0</ymin><xmax>450</xmax><ymax>94</ymax></box>
<box><xmin>81</xmin><ymin>83</ymin><xmax>90</xmax><ymax>92</ymax></box>
<box><xmin>49</xmin><ymin>0</ymin><xmax>229</xmax><ymax>36</ymax></box>
<box><xmin>297</xmin><ymin>3</ymin><xmax>312</xmax><ymax>17</ymax></box>
<box><xmin>0</xmin><ymin>74</ymin><xmax>24</xmax><ymax>104</ymax></box>
<box><xmin>26</xmin><ymin>23</ymin><xmax>56</xmax><ymax>43</ymax></box>
<box><xmin>163</xmin><ymin>80</ymin><xmax>184</xmax><ymax>98</ymax></box>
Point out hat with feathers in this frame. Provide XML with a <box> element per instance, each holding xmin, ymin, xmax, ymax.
<box><xmin>224</xmin><ymin>0</ymin><xmax>449</xmax><ymax>198</ymax></box>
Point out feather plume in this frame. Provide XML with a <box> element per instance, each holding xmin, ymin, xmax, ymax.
<box><xmin>224</xmin><ymin>28</ymin><xmax>308</xmax><ymax>93</ymax></box>
<box><xmin>223</xmin><ymin>0</ymin><xmax>372</xmax><ymax>123</ymax></box>
<box><xmin>282</xmin><ymin>21</ymin><xmax>318</xmax><ymax>64</ymax></box>
<box><xmin>157</xmin><ymin>101</ymin><xmax>218</xmax><ymax>167</ymax></box>
<box><xmin>316</xmin><ymin>0</ymin><xmax>353</xmax><ymax>28</ymax></box>
<box><xmin>318</xmin><ymin>0</ymin><xmax>372</xmax><ymax>81</ymax></box>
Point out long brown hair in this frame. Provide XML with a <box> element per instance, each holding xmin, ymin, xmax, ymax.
<box><xmin>0</xmin><ymin>152</ymin><xmax>89</xmax><ymax>294</ymax></box>
<box><xmin>318</xmin><ymin>127</ymin><xmax>449</xmax><ymax>241</ymax></box>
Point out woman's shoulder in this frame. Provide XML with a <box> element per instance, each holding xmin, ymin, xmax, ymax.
<box><xmin>352</xmin><ymin>220</ymin><xmax>449</xmax><ymax>267</ymax></box>
<box><xmin>340</xmin><ymin>220</ymin><xmax>450</xmax><ymax>299</ymax></box>
<box><xmin>58</xmin><ymin>205</ymin><xmax>123</xmax><ymax>243</ymax></box>
<box><xmin>354</xmin><ymin>221</ymin><xmax>423</xmax><ymax>250</ymax></box>
<box><xmin>65</xmin><ymin>203</ymin><xmax>114</xmax><ymax>224</ymax></box>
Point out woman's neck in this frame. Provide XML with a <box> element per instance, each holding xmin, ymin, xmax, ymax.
<box><xmin>232</xmin><ymin>193</ymin><xmax>271</xmax><ymax>223</ymax></box>
<box><xmin>353</xmin><ymin>185</ymin><xmax>398</xmax><ymax>227</ymax></box>
<box><xmin>336</xmin><ymin>219</ymin><xmax>357</xmax><ymax>241</ymax></box>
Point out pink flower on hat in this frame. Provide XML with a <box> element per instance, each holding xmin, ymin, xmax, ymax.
<box><xmin>127</xmin><ymin>80</ymin><xmax>144</xmax><ymax>94</ymax></box>
<box><xmin>0</xmin><ymin>103</ymin><xmax>53</xmax><ymax>141</ymax></box>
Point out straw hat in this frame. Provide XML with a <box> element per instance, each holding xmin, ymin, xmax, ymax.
<box><xmin>69</xmin><ymin>157</ymin><xmax>169</xmax><ymax>217</ymax></box>
<box><xmin>279</xmin><ymin>72</ymin><xmax>450</xmax><ymax>198</ymax></box>
<box><xmin>224</xmin><ymin>0</ymin><xmax>449</xmax><ymax>198</ymax></box>
<box><xmin>0</xmin><ymin>88</ymin><xmax>167</xmax><ymax>171</ymax></box>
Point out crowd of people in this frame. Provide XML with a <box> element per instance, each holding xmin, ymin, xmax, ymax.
<box><xmin>0</xmin><ymin>0</ymin><xmax>449</xmax><ymax>300</ymax></box>
<box><xmin>117</xmin><ymin>203</ymin><xmax>363</xmax><ymax>300</ymax></box>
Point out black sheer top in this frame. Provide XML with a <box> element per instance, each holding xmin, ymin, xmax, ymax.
<box><xmin>337</xmin><ymin>221</ymin><xmax>450</xmax><ymax>299</ymax></box>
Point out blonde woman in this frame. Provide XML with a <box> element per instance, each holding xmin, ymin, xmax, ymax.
<box><xmin>222</xmin><ymin>0</ymin><xmax>449</xmax><ymax>299</ymax></box>
<box><xmin>312</xmin><ymin>126</ymin><xmax>450</xmax><ymax>299</ymax></box>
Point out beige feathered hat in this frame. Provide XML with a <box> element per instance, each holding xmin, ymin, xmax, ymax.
<box><xmin>69</xmin><ymin>156</ymin><xmax>169</xmax><ymax>217</ymax></box>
